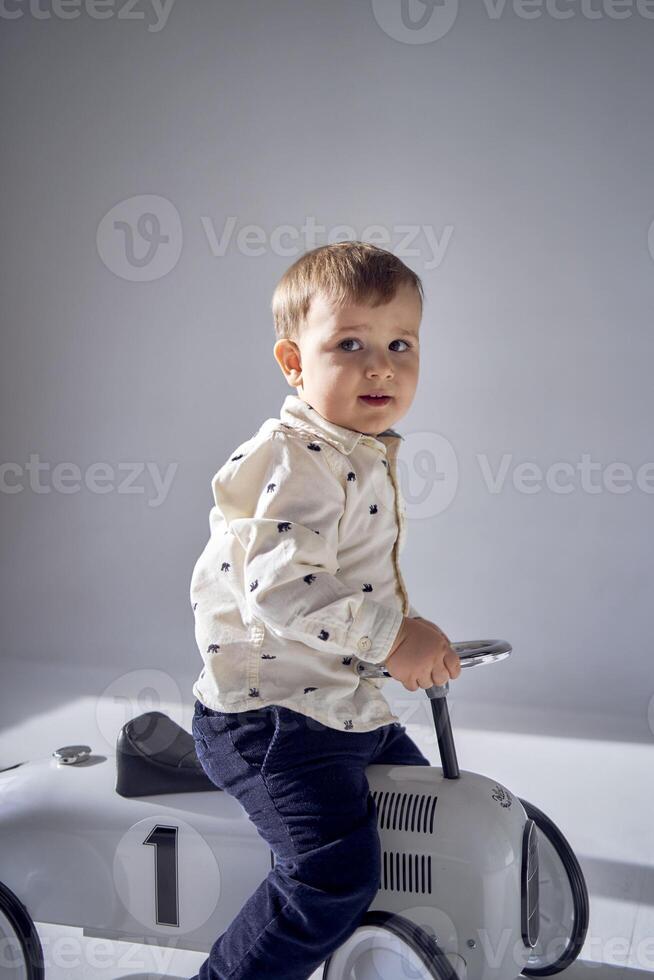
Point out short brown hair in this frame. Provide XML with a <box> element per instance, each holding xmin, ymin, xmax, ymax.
<box><xmin>271</xmin><ymin>241</ymin><xmax>424</xmax><ymax>343</ymax></box>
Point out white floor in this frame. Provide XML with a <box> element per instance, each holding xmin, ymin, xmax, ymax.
<box><xmin>1</xmin><ymin>657</ymin><xmax>653</xmax><ymax>979</ymax></box>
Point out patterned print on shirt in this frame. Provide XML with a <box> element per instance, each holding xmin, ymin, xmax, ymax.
<box><xmin>191</xmin><ymin>399</ymin><xmax>407</xmax><ymax>733</ymax></box>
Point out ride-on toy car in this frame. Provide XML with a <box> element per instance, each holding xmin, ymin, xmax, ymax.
<box><xmin>0</xmin><ymin>639</ymin><xmax>589</xmax><ymax>979</ymax></box>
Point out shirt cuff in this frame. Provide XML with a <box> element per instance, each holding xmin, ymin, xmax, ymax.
<box><xmin>348</xmin><ymin>597</ymin><xmax>405</xmax><ymax>666</ymax></box>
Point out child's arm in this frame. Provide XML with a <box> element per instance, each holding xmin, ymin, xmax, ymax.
<box><xmin>213</xmin><ymin>430</ymin><xmax>404</xmax><ymax>666</ymax></box>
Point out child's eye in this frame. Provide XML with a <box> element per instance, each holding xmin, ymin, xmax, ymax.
<box><xmin>339</xmin><ymin>338</ymin><xmax>411</xmax><ymax>352</ymax></box>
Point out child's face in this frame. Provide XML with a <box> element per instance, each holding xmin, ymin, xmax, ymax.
<box><xmin>274</xmin><ymin>282</ymin><xmax>421</xmax><ymax>435</ymax></box>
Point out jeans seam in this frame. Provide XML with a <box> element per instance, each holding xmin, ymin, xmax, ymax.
<box><xmin>260</xmin><ymin>705</ymin><xmax>285</xmax><ymax>778</ymax></box>
<box><xmin>259</xmin><ymin>708</ymin><xmax>297</xmax><ymax>857</ymax></box>
<box><xmin>222</xmin><ymin>708</ymin><xmax>297</xmax><ymax>859</ymax></box>
<box><xmin>225</xmin><ymin>724</ymin><xmax>261</xmax><ymax>772</ymax></box>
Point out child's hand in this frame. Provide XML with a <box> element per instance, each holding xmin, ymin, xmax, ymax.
<box><xmin>412</xmin><ymin>615</ymin><xmax>447</xmax><ymax>637</ymax></box>
<box><xmin>382</xmin><ymin>616</ymin><xmax>461</xmax><ymax>692</ymax></box>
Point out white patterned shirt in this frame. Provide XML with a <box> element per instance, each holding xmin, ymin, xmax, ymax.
<box><xmin>190</xmin><ymin>393</ymin><xmax>421</xmax><ymax>732</ymax></box>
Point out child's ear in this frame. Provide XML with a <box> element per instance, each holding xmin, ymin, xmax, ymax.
<box><xmin>273</xmin><ymin>339</ymin><xmax>302</xmax><ymax>386</ymax></box>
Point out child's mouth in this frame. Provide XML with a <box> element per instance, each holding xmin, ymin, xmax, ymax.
<box><xmin>359</xmin><ymin>395</ymin><xmax>392</xmax><ymax>407</ymax></box>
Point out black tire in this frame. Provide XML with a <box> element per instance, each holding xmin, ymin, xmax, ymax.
<box><xmin>0</xmin><ymin>880</ymin><xmax>44</xmax><ymax>980</ymax></box>
<box><xmin>322</xmin><ymin>909</ymin><xmax>460</xmax><ymax>979</ymax></box>
<box><xmin>519</xmin><ymin>798</ymin><xmax>589</xmax><ymax>976</ymax></box>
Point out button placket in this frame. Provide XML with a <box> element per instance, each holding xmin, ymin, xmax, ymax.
<box><xmin>387</xmin><ymin>447</ymin><xmax>410</xmax><ymax>615</ymax></box>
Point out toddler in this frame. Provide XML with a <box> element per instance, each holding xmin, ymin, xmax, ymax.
<box><xmin>189</xmin><ymin>241</ymin><xmax>461</xmax><ymax>980</ymax></box>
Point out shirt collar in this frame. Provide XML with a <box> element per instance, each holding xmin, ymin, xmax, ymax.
<box><xmin>279</xmin><ymin>394</ymin><xmax>404</xmax><ymax>456</ymax></box>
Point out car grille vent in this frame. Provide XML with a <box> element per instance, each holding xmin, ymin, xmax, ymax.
<box><xmin>381</xmin><ymin>849</ymin><xmax>433</xmax><ymax>894</ymax></box>
<box><xmin>370</xmin><ymin>789</ymin><xmax>438</xmax><ymax>834</ymax></box>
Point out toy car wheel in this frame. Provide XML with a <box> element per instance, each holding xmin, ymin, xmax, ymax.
<box><xmin>519</xmin><ymin>798</ymin><xmax>589</xmax><ymax>976</ymax></box>
<box><xmin>0</xmin><ymin>881</ymin><xmax>44</xmax><ymax>980</ymax></box>
<box><xmin>322</xmin><ymin>909</ymin><xmax>460</xmax><ymax>979</ymax></box>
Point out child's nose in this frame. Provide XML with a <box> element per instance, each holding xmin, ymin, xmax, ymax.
<box><xmin>365</xmin><ymin>357</ymin><xmax>394</xmax><ymax>376</ymax></box>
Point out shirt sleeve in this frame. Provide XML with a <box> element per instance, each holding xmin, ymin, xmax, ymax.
<box><xmin>213</xmin><ymin>430</ymin><xmax>404</xmax><ymax>665</ymax></box>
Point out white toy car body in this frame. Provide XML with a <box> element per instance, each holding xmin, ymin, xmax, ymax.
<box><xmin>0</xmin><ymin>640</ymin><xmax>589</xmax><ymax>980</ymax></box>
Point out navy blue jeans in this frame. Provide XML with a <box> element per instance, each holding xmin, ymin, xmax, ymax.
<box><xmin>189</xmin><ymin>698</ymin><xmax>430</xmax><ymax>980</ymax></box>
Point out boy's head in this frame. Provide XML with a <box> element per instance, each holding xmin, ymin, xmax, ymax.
<box><xmin>272</xmin><ymin>241</ymin><xmax>423</xmax><ymax>436</ymax></box>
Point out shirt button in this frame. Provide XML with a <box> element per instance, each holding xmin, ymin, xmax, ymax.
<box><xmin>357</xmin><ymin>635</ymin><xmax>372</xmax><ymax>653</ymax></box>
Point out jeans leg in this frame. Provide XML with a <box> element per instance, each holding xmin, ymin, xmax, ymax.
<box><xmin>190</xmin><ymin>705</ymin><xmax>383</xmax><ymax>980</ymax></box>
<box><xmin>371</xmin><ymin>721</ymin><xmax>432</xmax><ymax>767</ymax></box>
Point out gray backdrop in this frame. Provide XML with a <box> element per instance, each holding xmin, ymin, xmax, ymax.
<box><xmin>2</xmin><ymin>0</ymin><xmax>652</xmax><ymax>742</ymax></box>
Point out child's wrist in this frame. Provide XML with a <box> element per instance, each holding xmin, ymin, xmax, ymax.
<box><xmin>386</xmin><ymin>616</ymin><xmax>409</xmax><ymax>659</ymax></box>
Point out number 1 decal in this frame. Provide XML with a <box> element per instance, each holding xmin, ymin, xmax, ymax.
<box><xmin>143</xmin><ymin>824</ymin><xmax>179</xmax><ymax>926</ymax></box>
